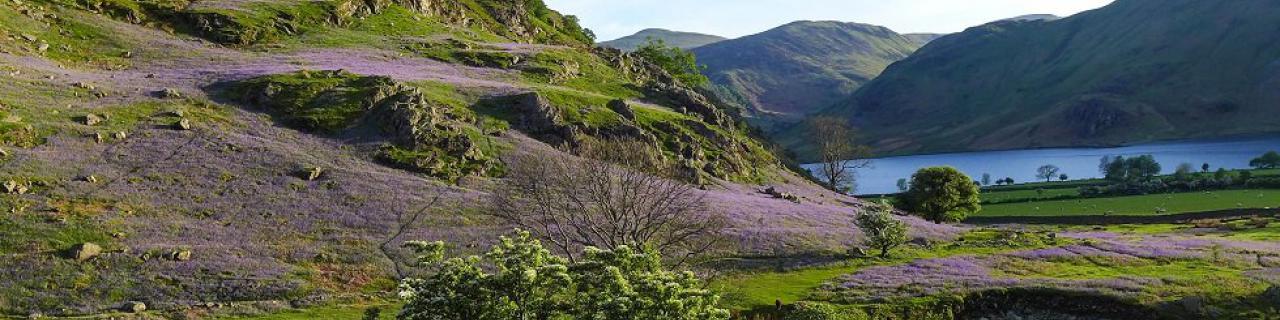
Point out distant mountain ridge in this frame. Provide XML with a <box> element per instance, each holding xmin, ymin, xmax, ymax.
<box><xmin>598</xmin><ymin>28</ymin><xmax>727</xmax><ymax>51</ymax></box>
<box><xmin>808</xmin><ymin>0</ymin><xmax>1280</xmax><ymax>156</ymax></box>
<box><xmin>1002</xmin><ymin>14</ymin><xmax>1061</xmax><ymax>22</ymax></box>
<box><xmin>691</xmin><ymin>21</ymin><xmax>923</xmax><ymax>128</ymax></box>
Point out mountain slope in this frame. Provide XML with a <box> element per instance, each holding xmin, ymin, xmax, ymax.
<box><xmin>818</xmin><ymin>0</ymin><xmax>1280</xmax><ymax>156</ymax></box>
<box><xmin>904</xmin><ymin>33</ymin><xmax>945</xmax><ymax>46</ymax></box>
<box><xmin>692</xmin><ymin>21</ymin><xmax>922</xmax><ymax>124</ymax></box>
<box><xmin>599</xmin><ymin>28</ymin><xmax>727</xmax><ymax>51</ymax></box>
<box><xmin>0</xmin><ymin>0</ymin><xmax>920</xmax><ymax>316</ymax></box>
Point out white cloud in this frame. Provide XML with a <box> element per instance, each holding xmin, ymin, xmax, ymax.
<box><xmin>544</xmin><ymin>0</ymin><xmax>1114</xmax><ymax>41</ymax></box>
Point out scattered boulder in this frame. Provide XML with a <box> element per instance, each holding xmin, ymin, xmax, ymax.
<box><xmin>81</xmin><ymin>113</ymin><xmax>103</xmax><ymax>126</ymax></box>
<box><xmin>0</xmin><ymin>147</ymin><xmax>8</xmax><ymax>157</ymax></box>
<box><xmin>68</xmin><ymin>243</ymin><xmax>102</xmax><ymax>262</ymax></box>
<box><xmin>1178</xmin><ymin>295</ymin><xmax>1205</xmax><ymax>314</ymax></box>
<box><xmin>3</xmin><ymin>180</ymin><xmax>28</xmax><ymax>194</ymax></box>
<box><xmin>156</xmin><ymin>88</ymin><xmax>182</xmax><ymax>99</ymax></box>
<box><xmin>121</xmin><ymin>301</ymin><xmax>146</xmax><ymax>313</ymax></box>
<box><xmin>761</xmin><ymin>186</ymin><xmax>801</xmax><ymax>203</ymax></box>
<box><xmin>175</xmin><ymin>118</ymin><xmax>192</xmax><ymax>130</ymax></box>
<box><xmin>168</xmin><ymin>249</ymin><xmax>192</xmax><ymax>261</ymax></box>
<box><xmin>607</xmin><ymin>99</ymin><xmax>635</xmax><ymax>120</ymax></box>
<box><xmin>113</xmin><ymin>131</ymin><xmax>127</xmax><ymax>140</ymax></box>
<box><xmin>847</xmin><ymin>247</ymin><xmax>868</xmax><ymax>257</ymax></box>
<box><xmin>302</xmin><ymin>166</ymin><xmax>324</xmax><ymax>181</ymax></box>
<box><xmin>36</xmin><ymin>42</ymin><xmax>48</xmax><ymax>52</ymax></box>
<box><xmin>1263</xmin><ymin>286</ymin><xmax>1280</xmax><ymax>305</ymax></box>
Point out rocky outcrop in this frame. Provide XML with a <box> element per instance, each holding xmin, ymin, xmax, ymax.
<box><xmin>495</xmin><ymin>90</ymin><xmax>767</xmax><ymax>183</ymax></box>
<box><xmin>230</xmin><ymin>71</ymin><xmax>496</xmax><ymax>180</ymax></box>
<box><xmin>593</xmin><ymin>47</ymin><xmax>730</xmax><ymax>126</ymax></box>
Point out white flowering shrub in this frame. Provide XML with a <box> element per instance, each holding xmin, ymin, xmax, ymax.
<box><xmin>398</xmin><ymin>230</ymin><xmax>730</xmax><ymax>320</ymax></box>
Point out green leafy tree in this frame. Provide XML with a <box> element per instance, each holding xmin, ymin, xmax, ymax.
<box><xmin>398</xmin><ymin>230</ymin><xmax>730</xmax><ymax>320</ymax></box>
<box><xmin>855</xmin><ymin>200</ymin><xmax>908</xmax><ymax>258</ymax></box>
<box><xmin>1128</xmin><ymin>155</ymin><xmax>1162</xmax><ymax>180</ymax></box>
<box><xmin>1175</xmin><ymin>163</ymin><xmax>1196</xmax><ymax>181</ymax></box>
<box><xmin>1036</xmin><ymin>165</ymin><xmax>1061</xmax><ymax>182</ymax></box>
<box><xmin>1059</xmin><ymin>173</ymin><xmax>1069</xmax><ymax>181</ymax></box>
<box><xmin>1251</xmin><ymin>151</ymin><xmax>1280</xmax><ymax>169</ymax></box>
<box><xmin>634</xmin><ymin>38</ymin><xmax>710</xmax><ymax>87</ymax></box>
<box><xmin>899</xmin><ymin>167</ymin><xmax>981</xmax><ymax>224</ymax></box>
<box><xmin>896</xmin><ymin>178</ymin><xmax>909</xmax><ymax>192</ymax></box>
<box><xmin>980</xmin><ymin>173</ymin><xmax>992</xmax><ymax>186</ymax></box>
<box><xmin>1202</xmin><ymin>163</ymin><xmax>1211</xmax><ymax>173</ymax></box>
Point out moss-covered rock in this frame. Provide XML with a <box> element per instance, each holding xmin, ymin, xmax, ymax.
<box><xmin>229</xmin><ymin>70</ymin><xmax>498</xmax><ymax>180</ymax></box>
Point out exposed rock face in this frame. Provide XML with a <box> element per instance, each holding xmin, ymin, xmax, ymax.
<box><xmin>497</xmin><ymin>90</ymin><xmax>765</xmax><ymax>183</ymax></box>
<box><xmin>231</xmin><ymin>71</ymin><xmax>496</xmax><ymax>180</ymax></box>
<box><xmin>508</xmin><ymin>92</ymin><xmax>576</xmax><ymax>146</ymax></box>
<box><xmin>607</xmin><ymin>99</ymin><xmax>634</xmax><ymax>120</ymax></box>
<box><xmin>593</xmin><ymin>47</ymin><xmax>729</xmax><ymax>125</ymax></box>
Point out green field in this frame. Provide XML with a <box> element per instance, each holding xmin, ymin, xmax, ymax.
<box><xmin>977</xmin><ymin>189</ymin><xmax>1280</xmax><ymax>217</ymax></box>
<box><xmin>980</xmin><ymin>187</ymin><xmax>1079</xmax><ymax>204</ymax></box>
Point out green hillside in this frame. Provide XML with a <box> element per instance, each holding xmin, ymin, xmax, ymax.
<box><xmin>692</xmin><ymin>21</ymin><xmax>922</xmax><ymax>129</ymax></box>
<box><xmin>809</xmin><ymin>0</ymin><xmax>1280</xmax><ymax>157</ymax></box>
<box><xmin>598</xmin><ymin>28</ymin><xmax>727</xmax><ymax>51</ymax></box>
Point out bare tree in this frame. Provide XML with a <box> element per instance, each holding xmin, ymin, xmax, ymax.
<box><xmin>808</xmin><ymin>116</ymin><xmax>871</xmax><ymax>193</ymax></box>
<box><xmin>489</xmin><ymin>138</ymin><xmax>726</xmax><ymax>264</ymax></box>
<box><xmin>380</xmin><ymin>195</ymin><xmax>442</xmax><ymax>279</ymax></box>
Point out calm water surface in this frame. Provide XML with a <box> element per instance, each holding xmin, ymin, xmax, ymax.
<box><xmin>803</xmin><ymin>136</ymin><xmax>1280</xmax><ymax>195</ymax></box>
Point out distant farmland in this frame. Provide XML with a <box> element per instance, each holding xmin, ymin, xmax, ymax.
<box><xmin>977</xmin><ymin>189</ymin><xmax>1280</xmax><ymax>217</ymax></box>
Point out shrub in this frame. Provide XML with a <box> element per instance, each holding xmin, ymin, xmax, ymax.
<box><xmin>786</xmin><ymin>302</ymin><xmax>869</xmax><ymax>320</ymax></box>
<box><xmin>634</xmin><ymin>38</ymin><xmax>710</xmax><ymax>87</ymax></box>
<box><xmin>398</xmin><ymin>230</ymin><xmax>730</xmax><ymax>320</ymax></box>
<box><xmin>855</xmin><ymin>201</ymin><xmax>908</xmax><ymax>258</ymax></box>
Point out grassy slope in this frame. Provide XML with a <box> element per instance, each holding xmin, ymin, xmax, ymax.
<box><xmin>813</xmin><ymin>0</ymin><xmax>1280</xmax><ymax>156</ymax></box>
<box><xmin>0</xmin><ymin>0</ymin><xmax>810</xmax><ymax>317</ymax></box>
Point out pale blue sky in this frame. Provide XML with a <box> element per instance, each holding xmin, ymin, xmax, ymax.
<box><xmin>544</xmin><ymin>0</ymin><xmax>1114</xmax><ymax>41</ymax></box>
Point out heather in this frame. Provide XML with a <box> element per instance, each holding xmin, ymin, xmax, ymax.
<box><xmin>0</xmin><ymin>0</ymin><xmax>887</xmax><ymax>317</ymax></box>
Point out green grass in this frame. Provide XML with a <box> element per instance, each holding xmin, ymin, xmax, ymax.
<box><xmin>713</xmin><ymin>230</ymin><xmax>1061</xmax><ymax>310</ymax></box>
<box><xmin>223</xmin><ymin>304</ymin><xmax>398</xmax><ymax>320</ymax></box>
<box><xmin>977</xmin><ymin>189</ymin><xmax>1280</xmax><ymax>217</ymax></box>
<box><xmin>980</xmin><ymin>187</ymin><xmax>1079</xmax><ymax>204</ymax></box>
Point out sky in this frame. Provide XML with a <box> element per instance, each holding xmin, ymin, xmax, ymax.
<box><xmin>544</xmin><ymin>0</ymin><xmax>1115</xmax><ymax>41</ymax></box>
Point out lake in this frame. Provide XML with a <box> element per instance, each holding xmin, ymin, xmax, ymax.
<box><xmin>803</xmin><ymin>136</ymin><xmax>1280</xmax><ymax>195</ymax></box>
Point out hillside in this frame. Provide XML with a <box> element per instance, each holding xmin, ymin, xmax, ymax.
<box><xmin>0</xmin><ymin>0</ymin><xmax>913</xmax><ymax>316</ymax></box>
<box><xmin>598</xmin><ymin>28</ymin><xmax>727</xmax><ymax>51</ymax></box>
<box><xmin>692</xmin><ymin>21</ymin><xmax>922</xmax><ymax>128</ymax></box>
<box><xmin>813</xmin><ymin>0</ymin><xmax>1280</xmax><ymax>156</ymax></box>
<box><xmin>903</xmin><ymin>33</ymin><xmax>944</xmax><ymax>46</ymax></box>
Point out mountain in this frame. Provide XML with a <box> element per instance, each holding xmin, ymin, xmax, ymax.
<box><xmin>0</xmin><ymin>0</ymin><xmax>877</xmax><ymax>315</ymax></box>
<box><xmin>812</xmin><ymin>0</ymin><xmax>1280</xmax><ymax>156</ymax></box>
<box><xmin>1002</xmin><ymin>14</ymin><xmax>1061</xmax><ymax>22</ymax></box>
<box><xmin>904</xmin><ymin>33</ymin><xmax>945</xmax><ymax>46</ymax></box>
<box><xmin>599</xmin><ymin>28</ymin><xmax>727</xmax><ymax>51</ymax></box>
<box><xmin>692</xmin><ymin>21</ymin><xmax>922</xmax><ymax>126</ymax></box>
